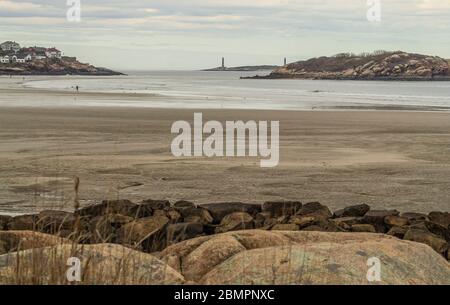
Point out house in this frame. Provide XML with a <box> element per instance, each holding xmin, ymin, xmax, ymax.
<box><xmin>0</xmin><ymin>41</ymin><xmax>21</xmax><ymax>52</ymax></box>
<box><xmin>45</xmin><ymin>47</ymin><xmax>62</xmax><ymax>59</ymax></box>
<box><xmin>0</xmin><ymin>56</ymin><xmax>10</xmax><ymax>64</ymax></box>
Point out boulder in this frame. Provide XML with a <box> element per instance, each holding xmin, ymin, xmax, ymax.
<box><xmin>166</xmin><ymin>209</ymin><xmax>182</xmax><ymax>224</ymax></box>
<box><xmin>271</xmin><ymin>224</ymin><xmax>299</xmax><ymax>231</ymax></box>
<box><xmin>173</xmin><ymin>200</ymin><xmax>196</xmax><ymax>210</ymax></box>
<box><xmin>76</xmin><ymin>200</ymin><xmax>137</xmax><ymax>218</ymax></box>
<box><xmin>89</xmin><ymin>214</ymin><xmax>133</xmax><ymax>243</ymax></box>
<box><xmin>8</xmin><ymin>214</ymin><xmax>38</xmax><ymax>231</ymax></box>
<box><xmin>387</xmin><ymin>226</ymin><xmax>408</xmax><ymax>239</ymax></box>
<box><xmin>131</xmin><ymin>200</ymin><xmax>171</xmax><ymax>218</ymax></box>
<box><xmin>116</xmin><ymin>215</ymin><xmax>169</xmax><ymax>252</ymax></box>
<box><xmin>330</xmin><ymin>217</ymin><xmax>362</xmax><ymax>231</ymax></box>
<box><xmin>159</xmin><ymin>230</ymin><xmax>450</xmax><ymax>284</ymax></box>
<box><xmin>351</xmin><ymin>224</ymin><xmax>376</xmax><ymax>233</ymax></box>
<box><xmin>262</xmin><ymin>201</ymin><xmax>302</xmax><ymax>217</ymax></box>
<box><xmin>181</xmin><ymin>207</ymin><xmax>213</xmax><ymax>225</ymax></box>
<box><xmin>333</xmin><ymin>204</ymin><xmax>370</xmax><ymax>218</ymax></box>
<box><xmin>0</xmin><ymin>216</ymin><xmax>12</xmax><ymax>230</ymax></box>
<box><xmin>36</xmin><ymin>210</ymin><xmax>75</xmax><ymax>235</ymax></box>
<box><xmin>201</xmin><ymin>203</ymin><xmax>261</xmax><ymax>223</ymax></box>
<box><xmin>0</xmin><ymin>243</ymin><xmax>184</xmax><ymax>284</ymax></box>
<box><xmin>254</xmin><ymin>212</ymin><xmax>272</xmax><ymax>228</ymax></box>
<box><xmin>290</xmin><ymin>215</ymin><xmax>317</xmax><ymax>229</ymax></box>
<box><xmin>140</xmin><ymin>199</ymin><xmax>171</xmax><ymax>210</ymax></box>
<box><xmin>384</xmin><ymin>215</ymin><xmax>409</xmax><ymax>227</ymax></box>
<box><xmin>165</xmin><ymin>222</ymin><xmax>204</xmax><ymax>247</ymax></box>
<box><xmin>404</xmin><ymin>228</ymin><xmax>448</xmax><ymax>255</ymax></box>
<box><xmin>401</xmin><ymin>212</ymin><xmax>428</xmax><ymax>223</ymax></box>
<box><xmin>0</xmin><ymin>231</ymin><xmax>69</xmax><ymax>255</ymax></box>
<box><xmin>215</xmin><ymin>212</ymin><xmax>254</xmax><ymax>234</ymax></box>
<box><xmin>428</xmin><ymin>212</ymin><xmax>450</xmax><ymax>229</ymax></box>
<box><xmin>362</xmin><ymin>210</ymin><xmax>400</xmax><ymax>233</ymax></box>
<box><xmin>296</xmin><ymin>202</ymin><xmax>332</xmax><ymax>219</ymax></box>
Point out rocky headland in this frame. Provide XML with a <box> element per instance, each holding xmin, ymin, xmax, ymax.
<box><xmin>0</xmin><ymin>57</ymin><xmax>122</xmax><ymax>76</ymax></box>
<box><xmin>1</xmin><ymin>200</ymin><xmax>449</xmax><ymax>284</ymax></box>
<box><xmin>243</xmin><ymin>51</ymin><xmax>450</xmax><ymax>81</ymax></box>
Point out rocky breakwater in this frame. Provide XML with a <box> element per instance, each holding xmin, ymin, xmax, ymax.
<box><xmin>0</xmin><ymin>200</ymin><xmax>449</xmax><ymax>284</ymax></box>
<box><xmin>244</xmin><ymin>51</ymin><xmax>450</xmax><ymax>81</ymax></box>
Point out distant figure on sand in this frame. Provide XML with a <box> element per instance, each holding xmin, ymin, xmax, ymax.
<box><xmin>76</xmin><ymin>85</ymin><xmax>79</xmax><ymax>92</ymax></box>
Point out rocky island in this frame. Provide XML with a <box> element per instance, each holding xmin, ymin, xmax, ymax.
<box><xmin>243</xmin><ymin>51</ymin><xmax>450</xmax><ymax>81</ymax></box>
<box><xmin>0</xmin><ymin>41</ymin><xmax>122</xmax><ymax>76</ymax></box>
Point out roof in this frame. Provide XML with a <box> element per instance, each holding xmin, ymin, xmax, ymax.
<box><xmin>46</xmin><ymin>47</ymin><xmax>61</xmax><ymax>52</ymax></box>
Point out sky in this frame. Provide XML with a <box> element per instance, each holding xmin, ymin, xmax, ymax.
<box><xmin>0</xmin><ymin>0</ymin><xmax>450</xmax><ymax>70</ymax></box>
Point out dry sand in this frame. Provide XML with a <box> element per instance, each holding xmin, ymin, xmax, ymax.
<box><xmin>0</xmin><ymin>105</ymin><xmax>449</xmax><ymax>215</ymax></box>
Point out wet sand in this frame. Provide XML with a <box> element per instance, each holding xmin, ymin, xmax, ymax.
<box><xmin>0</xmin><ymin>106</ymin><xmax>449</xmax><ymax>215</ymax></box>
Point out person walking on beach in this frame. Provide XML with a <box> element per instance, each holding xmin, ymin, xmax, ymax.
<box><xmin>76</xmin><ymin>85</ymin><xmax>79</xmax><ymax>92</ymax></box>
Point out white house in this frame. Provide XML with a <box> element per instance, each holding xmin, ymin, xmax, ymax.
<box><xmin>45</xmin><ymin>47</ymin><xmax>62</xmax><ymax>59</ymax></box>
<box><xmin>0</xmin><ymin>56</ymin><xmax>10</xmax><ymax>64</ymax></box>
<box><xmin>0</xmin><ymin>41</ymin><xmax>20</xmax><ymax>52</ymax></box>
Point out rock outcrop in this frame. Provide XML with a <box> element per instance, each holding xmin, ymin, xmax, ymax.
<box><xmin>0</xmin><ymin>57</ymin><xmax>122</xmax><ymax>76</ymax></box>
<box><xmin>159</xmin><ymin>230</ymin><xmax>450</xmax><ymax>285</ymax></box>
<box><xmin>245</xmin><ymin>51</ymin><xmax>450</xmax><ymax>81</ymax></box>
<box><xmin>0</xmin><ymin>243</ymin><xmax>184</xmax><ymax>285</ymax></box>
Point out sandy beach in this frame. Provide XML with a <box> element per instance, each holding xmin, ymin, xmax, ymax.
<box><xmin>0</xmin><ymin>100</ymin><xmax>449</xmax><ymax>215</ymax></box>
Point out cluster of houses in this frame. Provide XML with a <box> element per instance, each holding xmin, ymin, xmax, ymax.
<box><xmin>0</xmin><ymin>41</ymin><xmax>62</xmax><ymax>64</ymax></box>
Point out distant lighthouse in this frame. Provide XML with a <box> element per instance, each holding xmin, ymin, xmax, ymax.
<box><xmin>222</xmin><ymin>57</ymin><xmax>225</xmax><ymax>70</ymax></box>
<box><xmin>284</xmin><ymin>58</ymin><xmax>287</xmax><ymax>66</ymax></box>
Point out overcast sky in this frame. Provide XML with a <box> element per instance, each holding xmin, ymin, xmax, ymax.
<box><xmin>1</xmin><ymin>0</ymin><xmax>449</xmax><ymax>70</ymax></box>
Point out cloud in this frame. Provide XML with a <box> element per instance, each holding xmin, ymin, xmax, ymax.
<box><xmin>0</xmin><ymin>0</ymin><xmax>449</xmax><ymax>70</ymax></box>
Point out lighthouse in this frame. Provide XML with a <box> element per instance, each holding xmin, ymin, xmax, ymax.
<box><xmin>284</xmin><ymin>58</ymin><xmax>287</xmax><ymax>66</ymax></box>
<box><xmin>222</xmin><ymin>57</ymin><xmax>225</xmax><ymax>70</ymax></box>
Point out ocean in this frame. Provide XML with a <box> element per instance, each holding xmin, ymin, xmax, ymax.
<box><xmin>5</xmin><ymin>70</ymin><xmax>450</xmax><ymax>110</ymax></box>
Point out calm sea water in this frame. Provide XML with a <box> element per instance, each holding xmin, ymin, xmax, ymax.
<box><xmin>16</xmin><ymin>70</ymin><xmax>450</xmax><ymax>110</ymax></box>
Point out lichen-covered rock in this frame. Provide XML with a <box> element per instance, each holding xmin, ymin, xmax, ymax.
<box><xmin>334</xmin><ymin>204</ymin><xmax>370</xmax><ymax>218</ymax></box>
<box><xmin>271</xmin><ymin>224</ymin><xmax>299</xmax><ymax>231</ymax></box>
<box><xmin>215</xmin><ymin>212</ymin><xmax>254</xmax><ymax>234</ymax></box>
<box><xmin>351</xmin><ymin>224</ymin><xmax>376</xmax><ymax>233</ymax></box>
<box><xmin>0</xmin><ymin>243</ymin><xmax>184</xmax><ymax>284</ymax></box>
<box><xmin>404</xmin><ymin>228</ymin><xmax>448</xmax><ymax>255</ymax></box>
<box><xmin>428</xmin><ymin>212</ymin><xmax>450</xmax><ymax>229</ymax></box>
<box><xmin>181</xmin><ymin>207</ymin><xmax>214</xmax><ymax>225</ymax></box>
<box><xmin>116</xmin><ymin>215</ymin><xmax>169</xmax><ymax>252</ymax></box>
<box><xmin>0</xmin><ymin>231</ymin><xmax>69</xmax><ymax>255</ymax></box>
<box><xmin>296</xmin><ymin>202</ymin><xmax>332</xmax><ymax>219</ymax></box>
<box><xmin>76</xmin><ymin>200</ymin><xmax>137</xmax><ymax>218</ymax></box>
<box><xmin>201</xmin><ymin>239</ymin><xmax>450</xmax><ymax>285</ymax></box>
<box><xmin>201</xmin><ymin>203</ymin><xmax>261</xmax><ymax>223</ymax></box>
<box><xmin>159</xmin><ymin>230</ymin><xmax>450</xmax><ymax>284</ymax></box>
<box><xmin>165</xmin><ymin>222</ymin><xmax>204</xmax><ymax>247</ymax></box>
<box><xmin>262</xmin><ymin>201</ymin><xmax>303</xmax><ymax>217</ymax></box>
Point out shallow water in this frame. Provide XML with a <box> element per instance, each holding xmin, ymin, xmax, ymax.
<box><xmin>3</xmin><ymin>70</ymin><xmax>450</xmax><ymax>110</ymax></box>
